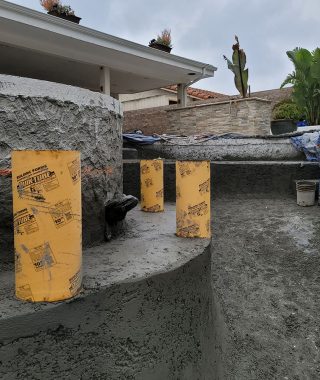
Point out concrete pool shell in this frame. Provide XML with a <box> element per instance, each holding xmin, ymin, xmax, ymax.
<box><xmin>123</xmin><ymin>153</ymin><xmax>320</xmax><ymax>379</ymax></box>
<box><xmin>1</xmin><ymin>155</ymin><xmax>320</xmax><ymax>379</ymax></box>
<box><xmin>1</xmin><ymin>74</ymin><xmax>320</xmax><ymax>378</ymax></box>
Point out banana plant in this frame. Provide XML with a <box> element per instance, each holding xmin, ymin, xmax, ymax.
<box><xmin>223</xmin><ymin>36</ymin><xmax>249</xmax><ymax>98</ymax></box>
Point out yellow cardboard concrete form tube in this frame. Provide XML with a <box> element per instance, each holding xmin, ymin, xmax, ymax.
<box><xmin>12</xmin><ymin>151</ymin><xmax>82</xmax><ymax>302</ymax></box>
<box><xmin>176</xmin><ymin>161</ymin><xmax>211</xmax><ymax>238</ymax></box>
<box><xmin>140</xmin><ymin>159</ymin><xmax>164</xmax><ymax>212</ymax></box>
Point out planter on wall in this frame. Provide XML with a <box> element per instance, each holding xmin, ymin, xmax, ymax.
<box><xmin>271</xmin><ymin>119</ymin><xmax>297</xmax><ymax>135</ymax></box>
<box><xmin>48</xmin><ymin>11</ymin><xmax>81</xmax><ymax>24</ymax></box>
<box><xmin>148</xmin><ymin>41</ymin><xmax>172</xmax><ymax>53</ymax></box>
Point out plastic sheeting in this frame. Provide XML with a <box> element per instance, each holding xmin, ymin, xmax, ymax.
<box><xmin>291</xmin><ymin>132</ymin><xmax>320</xmax><ymax>161</ymax></box>
<box><xmin>123</xmin><ymin>133</ymin><xmax>161</xmax><ymax>145</ymax></box>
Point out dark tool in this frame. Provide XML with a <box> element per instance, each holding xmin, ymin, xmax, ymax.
<box><xmin>105</xmin><ymin>195</ymin><xmax>138</xmax><ymax>240</ymax></box>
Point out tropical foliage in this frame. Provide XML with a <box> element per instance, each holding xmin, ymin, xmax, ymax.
<box><xmin>281</xmin><ymin>48</ymin><xmax>320</xmax><ymax>125</ymax></box>
<box><xmin>223</xmin><ymin>36</ymin><xmax>249</xmax><ymax>98</ymax></box>
<box><xmin>272</xmin><ymin>100</ymin><xmax>304</xmax><ymax>121</ymax></box>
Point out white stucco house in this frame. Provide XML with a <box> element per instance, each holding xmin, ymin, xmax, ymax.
<box><xmin>0</xmin><ymin>0</ymin><xmax>216</xmax><ymax>106</ymax></box>
<box><xmin>119</xmin><ymin>86</ymin><xmax>229</xmax><ymax>111</ymax></box>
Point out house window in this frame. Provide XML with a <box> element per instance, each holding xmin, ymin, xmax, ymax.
<box><xmin>169</xmin><ymin>100</ymin><xmax>177</xmax><ymax>105</ymax></box>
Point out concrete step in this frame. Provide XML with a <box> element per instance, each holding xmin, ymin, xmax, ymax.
<box><xmin>123</xmin><ymin>160</ymin><xmax>320</xmax><ymax>201</ymax></box>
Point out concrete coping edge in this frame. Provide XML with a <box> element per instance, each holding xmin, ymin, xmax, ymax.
<box><xmin>0</xmin><ymin>74</ymin><xmax>123</xmax><ymax>116</ymax></box>
<box><xmin>166</xmin><ymin>97</ymin><xmax>272</xmax><ymax>112</ymax></box>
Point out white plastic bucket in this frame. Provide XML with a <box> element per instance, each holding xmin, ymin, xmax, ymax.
<box><xmin>296</xmin><ymin>181</ymin><xmax>316</xmax><ymax>206</ymax></box>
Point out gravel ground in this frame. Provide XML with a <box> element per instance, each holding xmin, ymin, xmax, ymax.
<box><xmin>211</xmin><ymin>197</ymin><xmax>320</xmax><ymax>380</ymax></box>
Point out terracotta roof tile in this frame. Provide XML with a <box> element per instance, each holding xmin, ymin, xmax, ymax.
<box><xmin>164</xmin><ymin>86</ymin><xmax>293</xmax><ymax>105</ymax></box>
<box><xmin>164</xmin><ymin>85</ymin><xmax>228</xmax><ymax>100</ymax></box>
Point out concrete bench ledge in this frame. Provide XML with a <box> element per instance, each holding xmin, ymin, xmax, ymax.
<box><xmin>134</xmin><ymin>137</ymin><xmax>305</xmax><ymax>161</ymax></box>
<box><xmin>0</xmin><ymin>204</ymin><xmax>213</xmax><ymax>379</ymax></box>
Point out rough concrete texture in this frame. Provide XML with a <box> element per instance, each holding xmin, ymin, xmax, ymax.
<box><xmin>0</xmin><ymin>75</ymin><xmax>123</xmax><ymax>263</ymax></box>
<box><xmin>123</xmin><ymin>160</ymin><xmax>320</xmax><ymax>201</ymax></box>
<box><xmin>166</xmin><ymin>97</ymin><xmax>272</xmax><ymax>136</ymax></box>
<box><xmin>0</xmin><ymin>205</ymin><xmax>214</xmax><ymax>380</ymax></box>
<box><xmin>0</xmin><ymin>75</ymin><xmax>123</xmax><ymax>115</ymax></box>
<box><xmin>211</xmin><ymin>198</ymin><xmax>320</xmax><ymax>379</ymax></box>
<box><xmin>135</xmin><ymin>137</ymin><xmax>304</xmax><ymax>161</ymax></box>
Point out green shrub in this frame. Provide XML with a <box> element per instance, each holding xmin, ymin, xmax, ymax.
<box><xmin>281</xmin><ymin>47</ymin><xmax>320</xmax><ymax>125</ymax></box>
<box><xmin>272</xmin><ymin>100</ymin><xmax>303</xmax><ymax>121</ymax></box>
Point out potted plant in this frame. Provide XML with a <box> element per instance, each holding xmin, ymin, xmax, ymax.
<box><xmin>149</xmin><ymin>29</ymin><xmax>172</xmax><ymax>53</ymax></box>
<box><xmin>40</xmin><ymin>0</ymin><xmax>81</xmax><ymax>24</ymax></box>
<box><xmin>271</xmin><ymin>100</ymin><xmax>302</xmax><ymax>135</ymax></box>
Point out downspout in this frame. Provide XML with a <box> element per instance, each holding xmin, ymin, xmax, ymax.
<box><xmin>187</xmin><ymin>64</ymin><xmax>212</xmax><ymax>87</ymax></box>
<box><xmin>177</xmin><ymin>65</ymin><xmax>214</xmax><ymax>107</ymax></box>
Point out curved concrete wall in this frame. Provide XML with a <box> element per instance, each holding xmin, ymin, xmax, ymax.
<box><xmin>0</xmin><ymin>207</ymin><xmax>215</xmax><ymax>379</ymax></box>
<box><xmin>0</xmin><ymin>75</ymin><xmax>123</xmax><ymax>263</ymax></box>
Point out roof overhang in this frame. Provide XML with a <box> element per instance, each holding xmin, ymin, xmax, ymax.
<box><xmin>0</xmin><ymin>0</ymin><xmax>217</xmax><ymax>94</ymax></box>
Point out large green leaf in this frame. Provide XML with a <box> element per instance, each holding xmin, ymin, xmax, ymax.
<box><xmin>232</xmin><ymin>49</ymin><xmax>246</xmax><ymax>70</ymax></box>
<box><xmin>287</xmin><ymin>48</ymin><xmax>312</xmax><ymax>72</ymax></box>
<box><xmin>311</xmin><ymin>48</ymin><xmax>320</xmax><ymax>79</ymax></box>
<box><xmin>233</xmin><ymin>67</ymin><xmax>248</xmax><ymax>97</ymax></box>
<box><xmin>280</xmin><ymin>72</ymin><xmax>296</xmax><ymax>88</ymax></box>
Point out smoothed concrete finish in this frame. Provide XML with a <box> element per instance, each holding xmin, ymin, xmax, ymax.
<box><xmin>211</xmin><ymin>198</ymin><xmax>320</xmax><ymax>379</ymax></box>
<box><xmin>0</xmin><ymin>75</ymin><xmax>123</xmax><ymax>263</ymax></box>
<box><xmin>124</xmin><ymin>160</ymin><xmax>320</xmax><ymax>201</ymax></box>
<box><xmin>136</xmin><ymin>137</ymin><xmax>305</xmax><ymax>161</ymax></box>
<box><xmin>122</xmin><ymin>154</ymin><xmax>320</xmax><ymax>378</ymax></box>
<box><xmin>0</xmin><ymin>205</ymin><xmax>214</xmax><ymax>379</ymax></box>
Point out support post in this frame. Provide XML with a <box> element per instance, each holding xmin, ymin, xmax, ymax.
<box><xmin>99</xmin><ymin>66</ymin><xmax>111</xmax><ymax>96</ymax></box>
<box><xmin>177</xmin><ymin>83</ymin><xmax>188</xmax><ymax>107</ymax></box>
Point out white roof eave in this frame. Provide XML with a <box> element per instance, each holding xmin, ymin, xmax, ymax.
<box><xmin>0</xmin><ymin>0</ymin><xmax>216</xmax><ymax>77</ymax></box>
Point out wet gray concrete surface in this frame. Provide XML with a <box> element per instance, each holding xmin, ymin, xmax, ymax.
<box><xmin>2</xmin><ymin>159</ymin><xmax>320</xmax><ymax>378</ymax></box>
<box><xmin>0</xmin><ymin>205</ymin><xmax>214</xmax><ymax>379</ymax></box>
<box><xmin>212</xmin><ymin>197</ymin><xmax>320</xmax><ymax>379</ymax></box>
<box><xmin>123</xmin><ymin>159</ymin><xmax>320</xmax><ymax>379</ymax></box>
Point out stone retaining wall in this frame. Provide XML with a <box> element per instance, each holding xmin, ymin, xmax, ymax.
<box><xmin>124</xmin><ymin>97</ymin><xmax>272</xmax><ymax>136</ymax></box>
<box><xmin>166</xmin><ymin>97</ymin><xmax>272</xmax><ymax>136</ymax></box>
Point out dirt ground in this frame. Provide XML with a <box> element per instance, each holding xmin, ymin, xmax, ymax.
<box><xmin>211</xmin><ymin>197</ymin><xmax>320</xmax><ymax>380</ymax></box>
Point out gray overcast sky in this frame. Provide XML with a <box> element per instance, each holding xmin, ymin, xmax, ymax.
<box><xmin>7</xmin><ymin>0</ymin><xmax>320</xmax><ymax>94</ymax></box>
